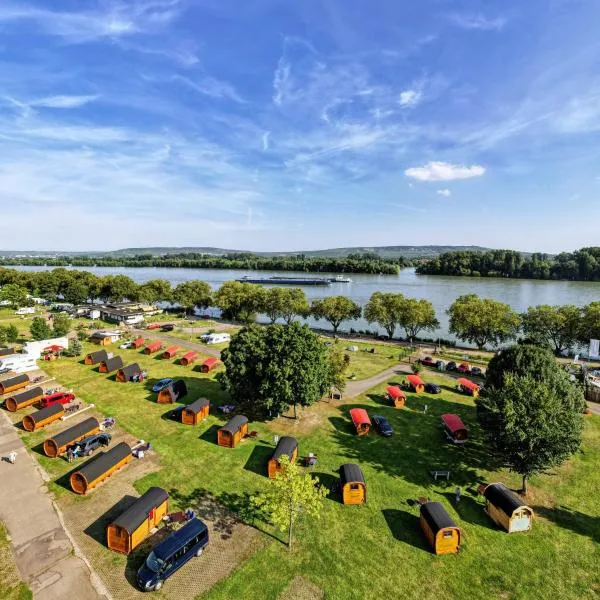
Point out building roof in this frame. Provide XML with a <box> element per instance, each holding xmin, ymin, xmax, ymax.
<box><xmin>484</xmin><ymin>483</ymin><xmax>531</xmax><ymax>517</ymax></box>
<box><xmin>202</xmin><ymin>357</ymin><xmax>219</xmax><ymax>368</ymax></box>
<box><xmin>386</xmin><ymin>386</ymin><xmax>405</xmax><ymax>399</ymax></box>
<box><xmin>90</xmin><ymin>331</ymin><xmax>119</xmax><ymax>339</ymax></box>
<box><xmin>49</xmin><ymin>417</ymin><xmax>99</xmax><ymax>449</ymax></box>
<box><xmin>153</xmin><ymin>518</ymin><xmax>208</xmax><ymax>561</ymax></box>
<box><xmin>161</xmin><ymin>380</ymin><xmax>187</xmax><ymax>400</ymax></box>
<box><xmin>0</xmin><ymin>347</ymin><xmax>15</xmax><ymax>357</ymax></box>
<box><xmin>407</xmin><ymin>374</ymin><xmax>425</xmax><ymax>386</ymax></box>
<box><xmin>75</xmin><ymin>442</ymin><xmax>131</xmax><ymax>484</ymax></box>
<box><xmin>8</xmin><ymin>386</ymin><xmax>43</xmax><ymax>403</ymax></box>
<box><xmin>163</xmin><ymin>346</ymin><xmax>178</xmax><ymax>356</ymax></box>
<box><xmin>112</xmin><ymin>487</ymin><xmax>169</xmax><ymax>534</ymax></box>
<box><xmin>220</xmin><ymin>415</ymin><xmax>248</xmax><ymax>434</ymax></box>
<box><xmin>441</xmin><ymin>413</ymin><xmax>467</xmax><ymax>434</ymax></box>
<box><xmin>119</xmin><ymin>363</ymin><xmax>141</xmax><ymax>379</ymax></box>
<box><xmin>420</xmin><ymin>502</ymin><xmax>458</xmax><ymax>534</ymax></box>
<box><xmin>145</xmin><ymin>341</ymin><xmax>162</xmax><ymax>351</ymax></box>
<box><xmin>102</xmin><ymin>356</ymin><xmax>124</xmax><ymax>372</ymax></box>
<box><xmin>86</xmin><ymin>349</ymin><xmax>109</xmax><ymax>363</ymax></box>
<box><xmin>458</xmin><ymin>378</ymin><xmax>480</xmax><ymax>391</ymax></box>
<box><xmin>184</xmin><ymin>398</ymin><xmax>210</xmax><ymax>414</ymax></box>
<box><xmin>0</xmin><ymin>374</ymin><xmax>29</xmax><ymax>388</ymax></box>
<box><xmin>339</xmin><ymin>463</ymin><xmax>365</xmax><ymax>486</ymax></box>
<box><xmin>29</xmin><ymin>403</ymin><xmax>64</xmax><ymax>423</ymax></box>
<box><xmin>272</xmin><ymin>436</ymin><xmax>298</xmax><ymax>461</ymax></box>
<box><xmin>349</xmin><ymin>408</ymin><xmax>371</xmax><ymax>426</ymax></box>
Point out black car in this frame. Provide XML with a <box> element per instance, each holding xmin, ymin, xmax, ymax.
<box><xmin>161</xmin><ymin>324</ymin><xmax>175</xmax><ymax>332</ymax></box>
<box><xmin>425</xmin><ymin>383</ymin><xmax>442</xmax><ymax>394</ymax></box>
<box><xmin>70</xmin><ymin>432</ymin><xmax>112</xmax><ymax>457</ymax></box>
<box><xmin>372</xmin><ymin>415</ymin><xmax>394</xmax><ymax>437</ymax></box>
<box><xmin>446</xmin><ymin>361</ymin><xmax>457</xmax><ymax>371</ymax></box>
<box><xmin>471</xmin><ymin>366</ymin><xmax>484</xmax><ymax>376</ymax></box>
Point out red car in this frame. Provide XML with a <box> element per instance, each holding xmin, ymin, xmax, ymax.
<box><xmin>146</xmin><ymin>323</ymin><xmax>161</xmax><ymax>330</ymax></box>
<box><xmin>457</xmin><ymin>362</ymin><xmax>471</xmax><ymax>374</ymax></box>
<box><xmin>39</xmin><ymin>392</ymin><xmax>76</xmax><ymax>408</ymax></box>
<box><xmin>421</xmin><ymin>356</ymin><xmax>436</xmax><ymax>367</ymax></box>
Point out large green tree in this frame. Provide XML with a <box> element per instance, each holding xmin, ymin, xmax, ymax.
<box><xmin>61</xmin><ymin>280</ymin><xmax>89</xmax><ymax>305</ymax></box>
<box><xmin>263</xmin><ymin>288</ymin><xmax>309</xmax><ymax>324</ymax></box>
<box><xmin>214</xmin><ymin>281</ymin><xmax>266</xmax><ymax>323</ymax></box>
<box><xmin>364</xmin><ymin>292</ymin><xmax>404</xmax><ymax>339</ymax></box>
<box><xmin>447</xmin><ymin>294</ymin><xmax>521</xmax><ymax>350</ymax></box>
<box><xmin>30</xmin><ymin>317</ymin><xmax>52</xmax><ymax>340</ymax></box>
<box><xmin>1</xmin><ymin>324</ymin><xmax>19</xmax><ymax>344</ymax></box>
<box><xmin>52</xmin><ymin>313</ymin><xmax>71</xmax><ymax>337</ymax></box>
<box><xmin>218</xmin><ymin>322</ymin><xmax>330</xmax><ymax>418</ymax></box>
<box><xmin>0</xmin><ymin>284</ymin><xmax>28</xmax><ymax>308</ymax></box>
<box><xmin>398</xmin><ymin>297</ymin><xmax>439</xmax><ymax>340</ymax></box>
<box><xmin>138</xmin><ymin>279</ymin><xmax>173</xmax><ymax>304</ymax></box>
<box><xmin>99</xmin><ymin>275</ymin><xmax>139</xmax><ymax>303</ymax></box>
<box><xmin>521</xmin><ymin>304</ymin><xmax>581</xmax><ymax>354</ymax></box>
<box><xmin>173</xmin><ymin>281</ymin><xmax>211</xmax><ymax>315</ymax></box>
<box><xmin>579</xmin><ymin>301</ymin><xmax>600</xmax><ymax>344</ymax></box>
<box><xmin>310</xmin><ymin>296</ymin><xmax>361</xmax><ymax>334</ymax></box>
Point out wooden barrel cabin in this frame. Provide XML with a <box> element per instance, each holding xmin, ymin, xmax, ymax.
<box><xmin>441</xmin><ymin>413</ymin><xmax>468</xmax><ymax>444</ymax></box>
<box><xmin>0</xmin><ymin>374</ymin><xmax>30</xmax><ymax>395</ymax></box>
<box><xmin>5</xmin><ymin>386</ymin><xmax>44</xmax><ymax>412</ymax></box>
<box><xmin>70</xmin><ymin>442</ymin><xmax>132</xmax><ymax>495</ymax></box>
<box><xmin>116</xmin><ymin>363</ymin><xmax>142</xmax><ymax>383</ymax></box>
<box><xmin>99</xmin><ymin>356</ymin><xmax>124</xmax><ymax>374</ymax></box>
<box><xmin>200</xmin><ymin>357</ymin><xmax>219</xmax><ymax>373</ymax></box>
<box><xmin>107</xmin><ymin>487</ymin><xmax>169</xmax><ymax>554</ymax></box>
<box><xmin>482</xmin><ymin>483</ymin><xmax>534</xmax><ymax>533</ymax></box>
<box><xmin>43</xmin><ymin>417</ymin><xmax>100</xmax><ymax>458</ymax></box>
<box><xmin>180</xmin><ymin>351</ymin><xmax>199</xmax><ymax>366</ymax></box>
<box><xmin>457</xmin><ymin>378</ymin><xmax>480</xmax><ymax>398</ymax></box>
<box><xmin>22</xmin><ymin>403</ymin><xmax>64</xmax><ymax>432</ymax></box>
<box><xmin>182</xmin><ymin>398</ymin><xmax>210</xmax><ymax>425</ymax></box>
<box><xmin>386</xmin><ymin>385</ymin><xmax>406</xmax><ymax>408</ymax></box>
<box><xmin>131</xmin><ymin>337</ymin><xmax>145</xmax><ymax>349</ymax></box>
<box><xmin>157</xmin><ymin>380</ymin><xmax>187</xmax><ymax>404</ymax></box>
<box><xmin>84</xmin><ymin>349</ymin><xmax>109</xmax><ymax>366</ymax></box>
<box><xmin>144</xmin><ymin>341</ymin><xmax>162</xmax><ymax>355</ymax></box>
<box><xmin>0</xmin><ymin>347</ymin><xmax>15</xmax><ymax>357</ymax></box>
<box><xmin>339</xmin><ymin>463</ymin><xmax>366</xmax><ymax>505</ymax></box>
<box><xmin>162</xmin><ymin>346</ymin><xmax>179</xmax><ymax>359</ymax></box>
<box><xmin>406</xmin><ymin>374</ymin><xmax>425</xmax><ymax>393</ymax></box>
<box><xmin>217</xmin><ymin>415</ymin><xmax>248</xmax><ymax>448</ymax></box>
<box><xmin>268</xmin><ymin>436</ymin><xmax>298</xmax><ymax>478</ymax></box>
<box><xmin>419</xmin><ymin>501</ymin><xmax>461</xmax><ymax>555</ymax></box>
<box><xmin>349</xmin><ymin>408</ymin><xmax>371</xmax><ymax>436</ymax></box>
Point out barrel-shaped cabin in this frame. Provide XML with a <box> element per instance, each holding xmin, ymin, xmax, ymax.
<box><xmin>107</xmin><ymin>487</ymin><xmax>169</xmax><ymax>554</ymax></box>
<box><xmin>200</xmin><ymin>357</ymin><xmax>219</xmax><ymax>373</ymax></box>
<box><xmin>419</xmin><ymin>502</ymin><xmax>461</xmax><ymax>555</ymax></box>
<box><xmin>217</xmin><ymin>415</ymin><xmax>248</xmax><ymax>448</ymax></box>
<box><xmin>162</xmin><ymin>346</ymin><xmax>179</xmax><ymax>359</ymax></box>
<box><xmin>441</xmin><ymin>413</ymin><xmax>468</xmax><ymax>444</ymax></box>
<box><xmin>182</xmin><ymin>398</ymin><xmax>210</xmax><ymax>425</ymax></box>
<box><xmin>116</xmin><ymin>363</ymin><xmax>142</xmax><ymax>383</ymax></box>
<box><xmin>0</xmin><ymin>374</ymin><xmax>29</xmax><ymax>395</ymax></box>
<box><xmin>70</xmin><ymin>442</ymin><xmax>132</xmax><ymax>495</ymax></box>
<box><xmin>84</xmin><ymin>349</ymin><xmax>109</xmax><ymax>366</ymax></box>
<box><xmin>22</xmin><ymin>403</ymin><xmax>64</xmax><ymax>432</ymax></box>
<box><xmin>268</xmin><ymin>436</ymin><xmax>298</xmax><ymax>478</ymax></box>
<box><xmin>157</xmin><ymin>379</ymin><xmax>188</xmax><ymax>404</ymax></box>
<box><xmin>0</xmin><ymin>347</ymin><xmax>15</xmax><ymax>357</ymax></box>
<box><xmin>339</xmin><ymin>463</ymin><xmax>366</xmax><ymax>505</ymax></box>
<box><xmin>406</xmin><ymin>374</ymin><xmax>425</xmax><ymax>393</ymax></box>
<box><xmin>131</xmin><ymin>337</ymin><xmax>145</xmax><ymax>349</ymax></box>
<box><xmin>43</xmin><ymin>417</ymin><xmax>100</xmax><ymax>458</ymax></box>
<box><xmin>482</xmin><ymin>483</ymin><xmax>534</xmax><ymax>533</ymax></box>
<box><xmin>349</xmin><ymin>408</ymin><xmax>371</xmax><ymax>436</ymax></box>
<box><xmin>144</xmin><ymin>341</ymin><xmax>163</xmax><ymax>355</ymax></box>
<box><xmin>457</xmin><ymin>378</ymin><xmax>480</xmax><ymax>398</ymax></box>
<box><xmin>5</xmin><ymin>386</ymin><xmax>44</xmax><ymax>412</ymax></box>
<box><xmin>386</xmin><ymin>385</ymin><xmax>406</xmax><ymax>408</ymax></box>
<box><xmin>99</xmin><ymin>356</ymin><xmax>124</xmax><ymax>374</ymax></box>
<box><xmin>180</xmin><ymin>351</ymin><xmax>199</xmax><ymax>367</ymax></box>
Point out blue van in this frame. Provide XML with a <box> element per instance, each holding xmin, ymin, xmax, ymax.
<box><xmin>137</xmin><ymin>518</ymin><xmax>209</xmax><ymax>592</ymax></box>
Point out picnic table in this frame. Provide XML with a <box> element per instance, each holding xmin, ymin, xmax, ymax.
<box><xmin>430</xmin><ymin>470</ymin><xmax>451</xmax><ymax>481</ymax></box>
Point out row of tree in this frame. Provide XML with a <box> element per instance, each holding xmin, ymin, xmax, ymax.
<box><xmin>416</xmin><ymin>247</ymin><xmax>600</xmax><ymax>281</ymax></box>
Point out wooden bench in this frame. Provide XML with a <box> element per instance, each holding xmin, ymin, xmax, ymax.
<box><xmin>430</xmin><ymin>470</ymin><xmax>451</xmax><ymax>481</ymax></box>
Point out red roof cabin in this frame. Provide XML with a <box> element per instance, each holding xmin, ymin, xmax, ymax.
<box><xmin>441</xmin><ymin>413</ymin><xmax>469</xmax><ymax>444</ymax></box>
<box><xmin>162</xmin><ymin>346</ymin><xmax>179</xmax><ymax>359</ymax></box>
<box><xmin>200</xmin><ymin>357</ymin><xmax>219</xmax><ymax>373</ymax></box>
<box><xmin>386</xmin><ymin>386</ymin><xmax>406</xmax><ymax>408</ymax></box>
<box><xmin>406</xmin><ymin>374</ymin><xmax>425</xmax><ymax>393</ymax></box>
<box><xmin>349</xmin><ymin>408</ymin><xmax>371</xmax><ymax>436</ymax></box>
<box><xmin>144</xmin><ymin>341</ymin><xmax>163</xmax><ymax>355</ymax></box>
<box><xmin>457</xmin><ymin>378</ymin><xmax>480</xmax><ymax>398</ymax></box>
<box><xmin>131</xmin><ymin>337</ymin><xmax>145</xmax><ymax>349</ymax></box>
<box><xmin>180</xmin><ymin>351</ymin><xmax>199</xmax><ymax>366</ymax></box>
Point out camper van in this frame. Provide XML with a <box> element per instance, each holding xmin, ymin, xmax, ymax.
<box><xmin>15</xmin><ymin>307</ymin><xmax>35</xmax><ymax>315</ymax></box>
<box><xmin>0</xmin><ymin>354</ymin><xmax>38</xmax><ymax>373</ymax></box>
<box><xmin>200</xmin><ymin>333</ymin><xmax>231</xmax><ymax>345</ymax></box>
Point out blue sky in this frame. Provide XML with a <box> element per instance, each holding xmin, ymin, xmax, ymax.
<box><xmin>0</xmin><ymin>0</ymin><xmax>599</xmax><ymax>252</ymax></box>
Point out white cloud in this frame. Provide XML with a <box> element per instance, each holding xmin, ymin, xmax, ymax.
<box><xmin>31</xmin><ymin>95</ymin><xmax>98</xmax><ymax>109</ymax></box>
<box><xmin>174</xmin><ymin>75</ymin><xmax>245</xmax><ymax>103</ymax></box>
<box><xmin>405</xmin><ymin>161</ymin><xmax>486</xmax><ymax>182</ymax></box>
<box><xmin>262</xmin><ymin>131</ymin><xmax>270</xmax><ymax>151</ymax></box>
<box><xmin>399</xmin><ymin>89</ymin><xmax>422</xmax><ymax>107</ymax></box>
<box><xmin>273</xmin><ymin>57</ymin><xmax>291</xmax><ymax>106</ymax></box>
<box><xmin>450</xmin><ymin>13</ymin><xmax>507</xmax><ymax>31</ymax></box>
<box><xmin>437</xmin><ymin>189</ymin><xmax>452</xmax><ymax>197</ymax></box>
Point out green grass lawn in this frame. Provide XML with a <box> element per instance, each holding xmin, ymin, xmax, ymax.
<box><xmin>329</xmin><ymin>339</ymin><xmax>402</xmax><ymax>380</ymax></box>
<box><xmin>16</xmin><ymin>348</ymin><xmax>600</xmax><ymax>600</ymax></box>
<box><xmin>0</xmin><ymin>523</ymin><xmax>32</xmax><ymax>600</ymax></box>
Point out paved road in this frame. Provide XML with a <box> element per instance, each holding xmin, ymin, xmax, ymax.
<box><xmin>0</xmin><ymin>411</ymin><xmax>109</xmax><ymax>600</ymax></box>
<box><xmin>132</xmin><ymin>329</ymin><xmax>222</xmax><ymax>358</ymax></box>
<box><xmin>344</xmin><ymin>364</ymin><xmax>412</xmax><ymax>399</ymax></box>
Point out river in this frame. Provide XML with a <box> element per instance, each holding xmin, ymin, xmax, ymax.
<box><xmin>13</xmin><ymin>266</ymin><xmax>600</xmax><ymax>341</ymax></box>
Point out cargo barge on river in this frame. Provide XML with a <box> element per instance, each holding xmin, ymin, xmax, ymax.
<box><xmin>236</xmin><ymin>275</ymin><xmax>352</xmax><ymax>286</ymax></box>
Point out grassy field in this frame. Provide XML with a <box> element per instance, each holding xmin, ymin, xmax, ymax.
<box><xmin>15</xmin><ymin>343</ymin><xmax>598</xmax><ymax>600</ymax></box>
<box><xmin>327</xmin><ymin>339</ymin><xmax>402</xmax><ymax>381</ymax></box>
<box><xmin>0</xmin><ymin>523</ymin><xmax>31</xmax><ymax>600</ymax></box>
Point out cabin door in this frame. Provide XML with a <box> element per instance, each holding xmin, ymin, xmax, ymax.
<box><xmin>510</xmin><ymin>511</ymin><xmax>531</xmax><ymax>532</ymax></box>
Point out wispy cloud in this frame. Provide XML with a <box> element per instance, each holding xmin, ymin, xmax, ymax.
<box><xmin>174</xmin><ymin>74</ymin><xmax>245</xmax><ymax>103</ymax></box>
<box><xmin>405</xmin><ymin>161</ymin><xmax>486</xmax><ymax>182</ymax></box>
<box><xmin>449</xmin><ymin>13</ymin><xmax>507</xmax><ymax>31</ymax></box>
<box><xmin>30</xmin><ymin>95</ymin><xmax>98</xmax><ymax>109</ymax></box>
<box><xmin>262</xmin><ymin>131</ymin><xmax>270</xmax><ymax>151</ymax></box>
<box><xmin>437</xmin><ymin>189</ymin><xmax>452</xmax><ymax>197</ymax></box>
<box><xmin>273</xmin><ymin>57</ymin><xmax>291</xmax><ymax>106</ymax></box>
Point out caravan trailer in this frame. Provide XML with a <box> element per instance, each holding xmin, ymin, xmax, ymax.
<box><xmin>200</xmin><ymin>333</ymin><xmax>231</xmax><ymax>345</ymax></box>
<box><xmin>0</xmin><ymin>354</ymin><xmax>38</xmax><ymax>373</ymax></box>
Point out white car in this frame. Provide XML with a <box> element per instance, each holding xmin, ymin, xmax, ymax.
<box><xmin>119</xmin><ymin>341</ymin><xmax>133</xmax><ymax>350</ymax></box>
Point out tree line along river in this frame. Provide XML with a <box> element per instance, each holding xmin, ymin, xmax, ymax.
<box><xmin>12</xmin><ymin>265</ymin><xmax>600</xmax><ymax>343</ymax></box>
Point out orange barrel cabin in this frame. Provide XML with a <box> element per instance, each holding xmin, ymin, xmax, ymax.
<box><xmin>84</xmin><ymin>349</ymin><xmax>109</xmax><ymax>366</ymax></box>
<box><xmin>116</xmin><ymin>363</ymin><xmax>142</xmax><ymax>383</ymax></box>
<box><xmin>162</xmin><ymin>346</ymin><xmax>179</xmax><ymax>359</ymax></box>
<box><xmin>349</xmin><ymin>408</ymin><xmax>371</xmax><ymax>436</ymax></box>
<box><xmin>0</xmin><ymin>347</ymin><xmax>15</xmax><ymax>357</ymax></box>
<box><xmin>339</xmin><ymin>463</ymin><xmax>366</xmax><ymax>505</ymax></box>
<box><xmin>268</xmin><ymin>436</ymin><xmax>298</xmax><ymax>478</ymax></box>
<box><xmin>386</xmin><ymin>385</ymin><xmax>406</xmax><ymax>408</ymax></box>
<box><xmin>144</xmin><ymin>341</ymin><xmax>163</xmax><ymax>355</ymax></box>
<box><xmin>22</xmin><ymin>403</ymin><xmax>65</xmax><ymax>432</ymax></box>
<box><xmin>70</xmin><ymin>442</ymin><xmax>132</xmax><ymax>495</ymax></box>
<box><xmin>131</xmin><ymin>337</ymin><xmax>145</xmax><ymax>349</ymax></box>
<box><xmin>406</xmin><ymin>374</ymin><xmax>425</xmax><ymax>393</ymax></box>
<box><xmin>457</xmin><ymin>378</ymin><xmax>480</xmax><ymax>398</ymax></box>
<box><xmin>99</xmin><ymin>356</ymin><xmax>124</xmax><ymax>374</ymax></box>
<box><xmin>107</xmin><ymin>487</ymin><xmax>169</xmax><ymax>554</ymax></box>
<box><xmin>157</xmin><ymin>380</ymin><xmax>188</xmax><ymax>404</ymax></box>
<box><xmin>5</xmin><ymin>386</ymin><xmax>44</xmax><ymax>412</ymax></box>
<box><xmin>181</xmin><ymin>398</ymin><xmax>210</xmax><ymax>425</ymax></box>
<box><xmin>43</xmin><ymin>417</ymin><xmax>100</xmax><ymax>458</ymax></box>
<box><xmin>419</xmin><ymin>501</ymin><xmax>461</xmax><ymax>555</ymax></box>
<box><xmin>441</xmin><ymin>413</ymin><xmax>469</xmax><ymax>444</ymax></box>
<box><xmin>0</xmin><ymin>374</ymin><xmax>30</xmax><ymax>395</ymax></box>
<box><xmin>180</xmin><ymin>351</ymin><xmax>199</xmax><ymax>367</ymax></box>
<box><xmin>482</xmin><ymin>483</ymin><xmax>534</xmax><ymax>533</ymax></box>
<box><xmin>217</xmin><ymin>415</ymin><xmax>248</xmax><ymax>448</ymax></box>
<box><xmin>200</xmin><ymin>357</ymin><xmax>219</xmax><ymax>373</ymax></box>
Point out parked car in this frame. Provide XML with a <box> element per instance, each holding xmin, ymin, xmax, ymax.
<box><xmin>152</xmin><ymin>378</ymin><xmax>174</xmax><ymax>393</ymax></box>
<box><xmin>470</xmin><ymin>366</ymin><xmax>484</xmax><ymax>376</ymax></box>
<box><xmin>372</xmin><ymin>414</ymin><xmax>394</xmax><ymax>437</ymax></box>
<box><xmin>161</xmin><ymin>324</ymin><xmax>175</xmax><ymax>332</ymax></box>
<box><xmin>457</xmin><ymin>362</ymin><xmax>471</xmax><ymax>374</ymax></box>
<box><xmin>119</xmin><ymin>341</ymin><xmax>133</xmax><ymax>350</ymax></box>
<box><xmin>446</xmin><ymin>361</ymin><xmax>457</xmax><ymax>371</ymax></box>
<box><xmin>146</xmin><ymin>323</ymin><xmax>161</xmax><ymax>330</ymax></box>
<box><xmin>425</xmin><ymin>383</ymin><xmax>442</xmax><ymax>394</ymax></box>
<box><xmin>70</xmin><ymin>432</ymin><xmax>112</xmax><ymax>457</ymax></box>
<box><xmin>435</xmin><ymin>360</ymin><xmax>446</xmax><ymax>370</ymax></box>
<box><xmin>39</xmin><ymin>392</ymin><xmax>76</xmax><ymax>408</ymax></box>
<box><xmin>420</xmin><ymin>356</ymin><xmax>435</xmax><ymax>367</ymax></box>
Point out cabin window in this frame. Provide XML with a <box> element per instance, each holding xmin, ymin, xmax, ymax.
<box><xmin>443</xmin><ymin>531</ymin><xmax>453</xmax><ymax>539</ymax></box>
<box><xmin>350</xmin><ymin>483</ymin><xmax>360</xmax><ymax>491</ymax></box>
